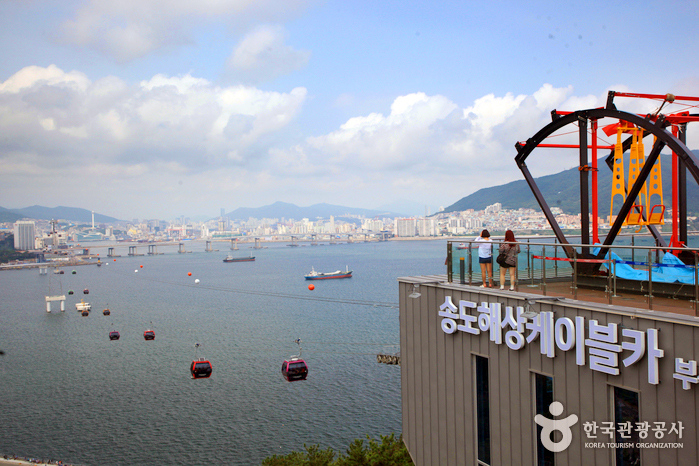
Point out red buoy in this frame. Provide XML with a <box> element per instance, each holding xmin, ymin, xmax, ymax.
<box><xmin>188</xmin><ymin>272</ymin><xmax>192</xmax><ymax>276</ymax></box>
<box><xmin>308</xmin><ymin>284</ymin><xmax>315</xmax><ymax>291</ymax></box>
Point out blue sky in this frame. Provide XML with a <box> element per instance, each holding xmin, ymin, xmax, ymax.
<box><xmin>1</xmin><ymin>0</ymin><xmax>698</xmax><ymax>220</ymax></box>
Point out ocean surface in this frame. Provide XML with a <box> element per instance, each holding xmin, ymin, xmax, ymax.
<box><xmin>0</xmin><ymin>239</ymin><xmax>446</xmax><ymax>466</ymax></box>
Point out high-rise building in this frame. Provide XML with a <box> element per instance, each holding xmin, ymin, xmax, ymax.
<box><xmin>13</xmin><ymin>220</ymin><xmax>36</xmax><ymax>250</ymax></box>
<box><xmin>417</xmin><ymin>217</ymin><xmax>436</xmax><ymax>237</ymax></box>
<box><xmin>396</xmin><ymin>218</ymin><xmax>417</xmax><ymax>237</ymax></box>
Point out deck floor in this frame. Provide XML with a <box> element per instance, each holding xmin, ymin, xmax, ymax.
<box><xmin>414</xmin><ymin>274</ymin><xmax>699</xmax><ymax>317</ymax></box>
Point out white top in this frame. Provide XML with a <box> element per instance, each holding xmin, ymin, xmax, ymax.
<box><xmin>475</xmin><ymin>236</ymin><xmax>492</xmax><ymax>258</ymax></box>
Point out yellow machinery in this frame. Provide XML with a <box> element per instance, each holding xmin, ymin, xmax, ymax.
<box><xmin>609</xmin><ymin>122</ymin><xmax>664</xmax><ymax>226</ymax></box>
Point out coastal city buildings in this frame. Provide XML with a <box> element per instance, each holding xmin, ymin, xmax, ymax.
<box><xmin>2</xmin><ymin>202</ymin><xmax>674</xmax><ymax>251</ymax></box>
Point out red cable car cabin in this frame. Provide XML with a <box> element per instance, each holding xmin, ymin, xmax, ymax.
<box><xmin>281</xmin><ymin>357</ymin><xmax>308</xmax><ymax>382</ymax></box>
<box><xmin>190</xmin><ymin>358</ymin><xmax>213</xmax><ymax>379</ymax></box>
<box><xmin>109</xmin><ymin>331</ymin><xmax>120</xmax><ymax>340</ymax></box>
<box><xmin>143</xmin><ymin>330</ymin><xmax>155</xmax><ymax>340</ymax></box>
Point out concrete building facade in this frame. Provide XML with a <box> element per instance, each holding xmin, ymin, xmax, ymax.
<box><xmin>13</xmin><ymin>220</ymin><xmax>36</xmax><ymax>250</ymax></box>
<box><xmin>399</xmin><ymin>278</ymin><xmax>699</xmax><ymax>466</ymax></box>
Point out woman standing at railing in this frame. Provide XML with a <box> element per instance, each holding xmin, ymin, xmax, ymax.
<box><xmin>475</xmin><ymin>229</ymin><xmax>494</xmax><ymax>287</ymax></box>
<box><xmin>498</xmin><ymin>229</ymin><xmax>520</xmax><ymax>290</ymax></box>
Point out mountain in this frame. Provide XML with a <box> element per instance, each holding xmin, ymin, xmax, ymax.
<box><xmin>444</xmin><ymin>152</ymin><xmax>699</xmax><ymax>217</ymax></box>
<box><xmin>0</xmin><ymin>205</ymin><xmax>121</xmax><ymax>223</ymax></box>
<box><xmin>0</xmin><ymin>207</ymin><xmax>24</xmax><ymax>223</ymax></box>
<box><xmin>226</xmin><ymin>201</ymin><xmax>404</xmax><ymax>221</ymax></box>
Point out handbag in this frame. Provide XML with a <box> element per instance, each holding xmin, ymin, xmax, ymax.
<box><xmin>496</xmin><ymin>252</ymin><xmax>508</xmax><ymax>267</ymax></box>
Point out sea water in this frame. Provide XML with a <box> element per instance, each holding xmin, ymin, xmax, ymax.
<box><xmin>0</xmin><ymin>240</ymin><xmax>446</xmax><ymax>466</ymax></box>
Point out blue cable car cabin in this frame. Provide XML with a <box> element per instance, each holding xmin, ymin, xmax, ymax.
<box><xmin>281</xmin><ymin>358</ymin><xmax>308</xmax><ymax>382</ymax></box>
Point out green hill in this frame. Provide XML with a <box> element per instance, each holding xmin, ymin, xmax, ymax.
<box><xmin>444</xmin><ymin>153</ymin><xmax>699</xmax><ymax>217</ymax></box>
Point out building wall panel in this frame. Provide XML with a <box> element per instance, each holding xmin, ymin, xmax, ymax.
<box><xmin>400</xmin><ymin>279</ymin><xmax>699</xmax><ymax>466</ymax></box>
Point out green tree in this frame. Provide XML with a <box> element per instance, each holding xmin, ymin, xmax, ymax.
<box><xmin>262</xmin><ymin>434</ymin><xmax>413</xmax><ymax>466</ymax></box>
<box><xmin>336</xmin><ymin>434</ymin><xmax>413</xmax><ymax>466</ymax></box>
<box><xmin>262</xmin><ymin>444</ymin><xmax>335</xmax><ymax>466</ymax></box>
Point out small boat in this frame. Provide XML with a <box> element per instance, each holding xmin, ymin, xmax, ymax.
<box><xmin>223</xmin><ymin>254</ymin><xmax>255</xmax><ymax>262</ymax></box>
<box><xmin>456</xmin><ymin>243</ymin><xmax>468</xmax><ymax>250</ymax></box>
<box><xmin>76</xmin><ymin>300</ymin><xmax>91</xmax><ymax>312</ymax></box>
<box><xmin>304</xmin><ymin>266</ymin><xmax>352</xmax><ymax>280</ymax></box>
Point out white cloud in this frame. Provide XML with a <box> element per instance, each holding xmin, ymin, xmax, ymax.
<box><xmin>227</xmin><ymin>25</ymin><xmax>311</xmax><ymax>83</ymax></box>
<box><xmin>59</xmin><ymin>0</ymin><xmax>311</xmax><ymax>62</ymax></box>
<box><xmin>282</xmin><ymin>85</ymin><xmax>620</xmax><ymax>208</ymax></box>
<box><xmin>0</xmin><ymin>65</ymin><xmax>307</xmax><ymax>171</ymax></box>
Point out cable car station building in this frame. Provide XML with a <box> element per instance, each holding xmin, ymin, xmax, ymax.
<box><xmin>398</xmin><ymin>92</ymin><xmax>699</xmax><ymax>466</ymax></box>
<box><xmin>399</xmin><ymin>276</ymin><xmax>699</xmax><ymax>466</ymax></box>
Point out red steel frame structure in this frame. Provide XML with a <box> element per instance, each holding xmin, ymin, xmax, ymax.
<box><xmin>514</xmin><ymin>90</ymin><xmax>699</xmax><ymax>265</ymax></box>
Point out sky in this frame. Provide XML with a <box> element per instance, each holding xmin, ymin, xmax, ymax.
<box><xmin>1</xmin><ymin>0</ymin><xmax>699</xmax><ymax>221</ymax></box>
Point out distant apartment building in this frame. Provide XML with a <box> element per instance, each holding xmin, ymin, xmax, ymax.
<box><xmin>417</xmin><ymin>217</ymin><xmax>436</xmax><ymax>237</ymax></box>
<box><xmin>363</xmin><ymin>219</ymin><xmax>384</xmax><ymax>232</ymax></box>
<box><xmin>13</xmin><ymin>220</ymin><xmax>36</xmax><ymax>250</ymax></box>
<box><xmin>485</xmin><ymin>202</ymin><xmax>502</xmax><ymax>214</ymax></box>
<box><xmin>396</xmin><ymin>218</ymin><xmax>417</xmax><ymax>237</ymax></box>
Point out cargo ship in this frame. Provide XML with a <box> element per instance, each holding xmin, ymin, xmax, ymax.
<box><xmin>223</xmin><ymin>254</ymin><xmax>255</xmax><ymax>262</ymax></box>
<box><xmin>304</xmin><ymin>266</ymin><xmax>352</xmax><ymax>280</ymax></box>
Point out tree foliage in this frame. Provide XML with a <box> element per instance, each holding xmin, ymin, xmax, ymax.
<box><xmin>262</xmin><ymin>434</ymin><xmax>413</xmax><ymax>466</ymax></box>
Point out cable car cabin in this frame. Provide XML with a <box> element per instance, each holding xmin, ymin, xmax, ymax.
<box><xmin>81</xmin><ymin>310</ymin><xmax>89</xmax><ymax>316</ymax></box>
<box><xmin>83</xmin><ymin>289</ymin><xmax>89</xmax><ymax>294</ymax></box>
<box><xmin>103</xmin><ymin>309</ymin><xmax>110</xmax><ymax>316</ymax></box>
<box><xmin>143</xmin><ymin>330</ymin><xmax>155</xmax><ymax>340</ymax></box>
<box><xmin>109</xmin><ymin>331</ymin><xmax>120</xmax><ymax>340</ymax></box>
<box><xmin>190</xmin><ymin>358</ymin><xmax>213</xmax><ymax>379</ymax></box>
<box><xmin>281</xmin><ymin>358</ymin><xmax>308</xmax><ymax>382</ymax></box>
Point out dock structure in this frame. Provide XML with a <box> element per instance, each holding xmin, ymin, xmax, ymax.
<box><xmin>39</xmin><ymin>266</ymin><xmax>48</xmax><ymax>275</ymax></box>
<box><xmin>177</xmin><ymin>242</ymin><xmax>191</xmax><ymax>253</ymax></box>
<box><xmin>45</xmin><ymin>295</ymin><xmax>66</xmax><ymax>312</ymax></box>
<box><xmin>205</xmin><ymin>241</ymin><xmax>213</xmax><ymax>252</ymax></box>
<box><xmin>128</xmin><ymin>246</ymin><xmax>144</xmax><ymax>256</ymax></box>
<box><xmin>107</xmin><ymin>247</ymin><xmax>121</xmax><ymax>257</ymax></box>
<box><xmin>147</xmin><ymin>244</ymin><xmax>163</xmax><ymax>255</ymax></box>
<box><xmin>231</xmin><ymin>239</ymin><xmax>239</xmax><ymax>250</ymax></box>
<box><xmin>253</xmin><ymin>238</ymin><xmax>262</xmax><ymax>249</ymax></box>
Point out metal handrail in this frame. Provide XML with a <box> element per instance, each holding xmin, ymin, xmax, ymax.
<box><xmin>447</xmin><ymin>236</ymin><xmax>699</xmax><ymax>314</ymax></box>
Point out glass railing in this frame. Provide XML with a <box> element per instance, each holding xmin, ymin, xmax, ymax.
<box><xmin>446</xmin><ymin>233</ymin><xmax>699</xmax><ymax>313</ymax></box>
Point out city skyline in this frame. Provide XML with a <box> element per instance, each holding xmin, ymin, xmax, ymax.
<box><xmin>1</xmin><ymin>1</ymin><xmax>698</xmax><ymax>220</ymax></box>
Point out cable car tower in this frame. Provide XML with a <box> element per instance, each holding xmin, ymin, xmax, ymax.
<box><xmin>515</xmin><ymin>91</ymin><xmax>699</xmax><ymax>271</ymax></box>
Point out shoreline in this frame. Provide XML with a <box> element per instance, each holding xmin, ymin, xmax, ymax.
<box><xmin>0</xmin><ymin>458</ymin><xmax>77</xmax><ymax>466</ymax></box>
